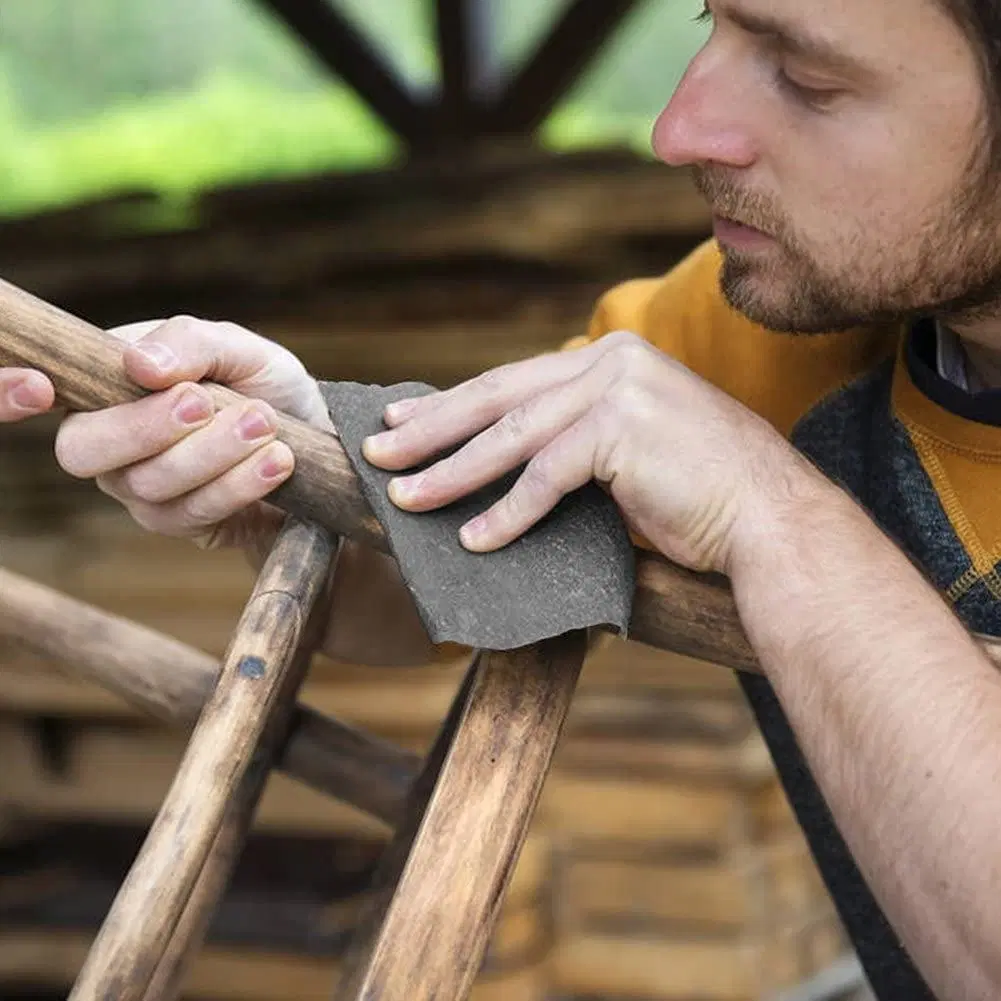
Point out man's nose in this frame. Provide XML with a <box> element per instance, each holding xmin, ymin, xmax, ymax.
<box><xmin>652</xmin><ymin>49</ymin><xmax>758</xmax><ymax>170</ymax></box>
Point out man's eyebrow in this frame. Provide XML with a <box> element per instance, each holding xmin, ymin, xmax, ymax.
<box><xmin>716</xmin><ymin>3</ymin><xmax>876</xmax><ymax>78</ymax></box>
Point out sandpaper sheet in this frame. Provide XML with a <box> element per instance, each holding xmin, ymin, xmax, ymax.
<box><xmin>320</xmin><ymin>380</ymin><xmax>635</xmax><ymax>650</ymax></box>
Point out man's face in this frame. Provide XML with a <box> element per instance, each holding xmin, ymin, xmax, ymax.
<box><xmin>653</xmin><ymin>0</ymin><xmax>1001</xmax><ymax>333</ymax></box>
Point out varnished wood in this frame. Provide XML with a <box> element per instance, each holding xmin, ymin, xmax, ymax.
<box><xmin>335</xmin><ymin>632</ymin><xmax>587</xmax><ymax>1001</ymax></box>
<box><xmin>0</xmin><ymin>565</ymin><xmax>420</xmax><ymax>825</ymax></box>
<box><xmin>67</xmin><ymin>519</ymin><xmax>336</xmax><ymax>1001</ymax></box>
<box><xmin>3</xmin><ymin>276</ymin><xmax>1001</xmax><ymax>676</ymax></box>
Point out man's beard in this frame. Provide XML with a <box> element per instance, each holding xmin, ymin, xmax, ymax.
<box><xmin>690</xmin><ymin>163</ymin><xmax>1001</xmax><ymax>334</ymax></box>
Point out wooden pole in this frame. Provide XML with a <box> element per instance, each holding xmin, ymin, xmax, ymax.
<box><xmin>1</xmin><ymin>275</ymin><xmax>1000</xmax><ymax>675</ymax></box>
<box><xmin>66</xmin><ymin>518</ymin><xmax>335</xmax><ymax>1001</ymax></box>
<box><xmin>334</xmin><ymin>633</ymin><xmax>586</xmax><ymax>1001</ymax></box>
<box><xmin>140</xmin><ymin>533</ymin><xmax>337</xmax><ymax>1001</ymax></box>
<box><xmin>0</xmin><ymin>565</ymin><xmax>420</xmax><ymax>825</ymax></box>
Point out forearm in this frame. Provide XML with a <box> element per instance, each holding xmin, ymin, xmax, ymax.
<box><xmin>730</xmin><ymin>459</ymin><xmax>1001</xmax><ymax>1001</ymax></box>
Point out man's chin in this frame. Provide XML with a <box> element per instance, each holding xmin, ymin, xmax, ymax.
<box><xmin>717</xmin><ymin>266</ymin><xmax>852</xmax><ymax>334</ymax></box>
<box><xmin>718</xmin><ymin>257</ymin><xmax>791</xmax><ymax>325</ymax></box>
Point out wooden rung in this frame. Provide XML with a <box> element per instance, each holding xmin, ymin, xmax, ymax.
<box><xmin>0</xmin><ymin>563</ymin><xmax>420</xmax><ymax>827</ymax></box>
<box><xmin>67</xmin><ymin>518</ymin><xmax>338</xmax><ymax>1001</ymax></box>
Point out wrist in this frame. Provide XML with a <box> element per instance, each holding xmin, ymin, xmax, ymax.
<box><xmin>724</xmin><ymin>448</ymin><xmax>846</xmax><ymax>585</ymax></box>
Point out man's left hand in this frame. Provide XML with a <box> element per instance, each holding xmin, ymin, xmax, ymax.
<box><xmin>361</xmin><ymin>331</ymin><xmax>814</xmax><ymax>575</ymax></box>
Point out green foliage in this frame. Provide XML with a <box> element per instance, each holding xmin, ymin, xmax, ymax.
<box><xmin>0</xmin><ymin>70</ymin><xmax>398</xmax><ymax>219</ymax></box>
<box><xmin>0</xmin><ymin>0</ymin><xmax>709</xmax><ymax>221</ymax></box>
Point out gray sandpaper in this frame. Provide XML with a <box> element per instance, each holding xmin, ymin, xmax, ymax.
<box><xmin>320</xmin><ymin>380</ymin><xmax>635</xmax><ymax>650</ymax></box>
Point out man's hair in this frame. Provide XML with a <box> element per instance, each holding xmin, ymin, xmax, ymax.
<box><xmin>939</xmin><ymin>0</ymin><xmax>1001</xmax><ymax>166</ymax></box>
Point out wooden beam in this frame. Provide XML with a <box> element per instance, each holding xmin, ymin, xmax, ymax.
<box><xmin>433</xmin><ymin>0</ymin><xmax>497</xmax><ymax>137</ymax></box>
<box><xmin>486</xmin><ymin>0</ymin><xmax>643</xmax><ymax>134</ymax></box>
<box><xmin>253</xmin><ymin>0</ymin><xmax>432</xmax><ymax>145</ymax></box>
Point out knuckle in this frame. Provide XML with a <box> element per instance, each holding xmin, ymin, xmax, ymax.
<box><xmin>602</xmin><ymin>329</ymin><xmax>645</xmax><ymax>356</ymax></box>
<box><xmin>148</xmin><ymin>314</ymin><xmax>197</xmax><ymax>340</ymax></box>
<box><xmin>521</xmin><ymin>453</ymin><xmax>557</xmax><ymax>499</ymax></box>
<box><xmin>108</xmin><ymin>319</ymin><xmax>166</xmax><ymax>344</ymax></box>
<box><xmin>215</xmin><ymin>319</ymin><xmax>264</xmax><ymax>348</ymax></box>
<box><xmin>607</xmin><ymin>378</ymin><xmax>653</xmax><ymax>420</ymax></box>
<box><xmin>603</xmin><ymin>328</ymin><xmax>639</xmax><ymax>346</ymax></box>
<box><xmin>496</xmin><ymin>406</ymin><xmax>530</xmax><ymax>444</ymax></box>
<box><xmin>610</xmin><ymin>337</ymin><xmax>650</xmax><ymax>372</ymax></box>
<box><xmin>473</xmin><ymin>366</ymin><xmax>510</xmax><ymax>404</ymax></box>
<box><xmin>144</xmin><ymin>315</ymin><xmax>214</xmax><ymax>354</ymax></box>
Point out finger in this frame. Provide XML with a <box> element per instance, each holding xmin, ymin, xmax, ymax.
<box><xmin>385</xmin><ymin>362</ymin><xmax>606</xmax><ymax>512</ymax></box>
<box><xmin>0</xmin><ymin>370</ymin><xmax>54</xmax><ymax>422</ymax></box>
<box><xmin>363</xmin><ymin>344</ymin><xmax>604</xmax><ymax>472</ymax></box>
<box><xmin>457</xmin><ymin>415</ymin><xmax>600</xmax><ymax>553</ymax></box>
<box><xmin>116</xmin><ymin>442</ymin><xmax>294</xmax><ymax>541</ymax></box>
<box><xmin>54</xmin><ymin>382</ymin><xmax>215</xmax><ymax>479</ymax></box>
<box><xmin>118</xmin><ymin>315</ymin><xmax>332</xmax><ymax>428</ymax></box>
<box><xmin>111</xmin><ymin>400</ymin><xmax>282</xmax><ymax>504</ymax></box>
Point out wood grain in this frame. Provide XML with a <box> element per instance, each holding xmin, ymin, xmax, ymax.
<box><xmin>66</xmin><ymin>518</ymin><xmax>336</xmax><ymax>1001</ymax></box>
<box><xmin>140</xmin><ymin>534</ymin><xmax>338</xmax><ymax>1001</ymax></box>
<box><xmin>0</xmin><ymin>565</ymin><xmax>419</xmax><ymax>825</ymax></box>
<box><xmin>0</xmin><ymin>930</ymin><xmax>550</xmax><ymax>1001</ymax></box>
<box><xmin>334</xmin><ymin>631</ymin><xmax>587</xmax><ymax>1001</ymax></box>
<box><xmin>3</xmin><ymin>275</ymin><xmax>1001</xmax><ymax>675</ymax></box>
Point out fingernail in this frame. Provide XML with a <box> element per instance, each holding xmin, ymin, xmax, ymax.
<box><xmin>388</xmin><ymin>474</ymin><xmax>422</xmax><ymax>504</ymax></box>
<box><xmin>460</xmin><ymin>516</ymin><xmax>487</xmax><ymax>548</ymax></box>
<box><xmin>135</xmin><ymin>341</ymin><xmax>178</xmax><ymax>373</ymax></box>
<box><xmin>238</xmin><ymin>406</ymin><xmax>274</xmax><ymax>442</ymax></box>
<box><xmin>9</xmin><ymin>378</ymin><xmax>40</xmax><ymax>410</ymax></box>
<box><xmin>173</xmin><ymin>389</ymin><xmax>212</xmax><ymax>426</ymax></box>
<box><xmin>258</xmin><ymin>444</ymin><xmax>293</xmax><ymax>480</ymax></box>
<box><xmin>362</xmin><ymin>431</ymin><xmax>393</xmax><ymax>459</ymax></box>
<box><xmin>385</xmin><ymin>399</ymin><xmax>417</xmax><ymax>422</ymax></box>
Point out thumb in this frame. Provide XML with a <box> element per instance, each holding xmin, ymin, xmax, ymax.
<box><xmin>112</xmin><ymin>315</ymin><xmax>334</xmax><ymax>431</ymax></box>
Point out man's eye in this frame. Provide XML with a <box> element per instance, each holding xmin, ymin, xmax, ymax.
<box><xmin>776</xmin><ymin>68</ymin><xmax>843</xmax><ymax>109</ymax></box>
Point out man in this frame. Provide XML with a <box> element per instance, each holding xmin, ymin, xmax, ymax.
<box><xmin>2</xmin><ymin>0</ymin><xmax>1000</xmax><ymax>996</ymax></box>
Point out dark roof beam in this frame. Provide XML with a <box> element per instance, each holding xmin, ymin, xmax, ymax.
<box><xmin>252</xmin><ymin>0</ymin><xmax>433</xmax><ymax>145</ymax></box>
<box><xmin>433</xmin><ymin>0</ymin><xmax>499</xmax><ymax>139</ymax></box>
<box><xmin>486</xmin><ymin>0</ymin><xmax>643</xmax><ymax>135</ymax></box>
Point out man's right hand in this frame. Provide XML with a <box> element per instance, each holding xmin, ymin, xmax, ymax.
<box><xmin>0</xmin><ymin>316</ymin><xmax>439</xmax><ymax>666</ymax></box>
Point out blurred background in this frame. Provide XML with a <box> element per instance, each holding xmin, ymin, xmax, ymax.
<box><xmin>0</xmin><ymin>2</ymin><xmax>872</xmax><ymax>999</ymax></box>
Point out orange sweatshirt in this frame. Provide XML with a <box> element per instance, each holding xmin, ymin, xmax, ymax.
<box><xmin>577</xmin><ymin>238</ymin><xmax>1001</xmax><ymax>1001</ymax></box>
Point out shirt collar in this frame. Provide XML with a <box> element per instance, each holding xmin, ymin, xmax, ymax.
<box><xmin>935</xmin><ymin>319</ymin><xmax>972</xmax><ymax>392</ymax></box>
